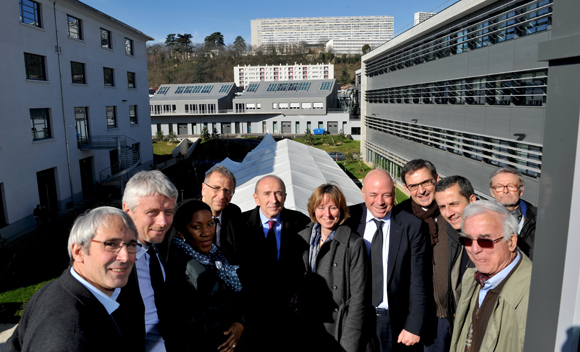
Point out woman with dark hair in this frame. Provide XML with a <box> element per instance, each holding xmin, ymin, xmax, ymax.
<box><xmin>297</xmin><ymin>183</ymin><xmax>369</xmax><ymax>352</ymax></box>
<box><xmin>166</xmin><ymin>199</ymin><xmax>244</xmax><ymax>352</ymax></box>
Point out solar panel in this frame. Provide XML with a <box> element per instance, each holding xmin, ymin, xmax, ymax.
<box><xmin>320</xmin><ymin>81</ymin><xmax>333</xmax><ymax>90</ymax></box>
<box><xmin>288</xmin><ymin>83</ymin><xmax>299</xmax><ymax>91</ymax></box>
<box><xmin>184</xmin><ymin>86</ymin><xmax>193</xmax><ymax>93</ymax></box>
<box><xmin>193</xmin><ymin>86</ymin><xmax>202</xmax><ymax>93</ymax></box>
<box><xmin>276</xmin><ymin>83</ymin><xmax>288</xmax><ymax>92</ymax></box>
<box><xmin>298</xmin><ymin>82</ymin><xmax>311</xmax><ymax>91</ymax></box>
<box><xmin>266</xmin><ymin>83</ymin><xmax>278</xmax><ymax>92</ymax></box>
<box><xmin>219</xmin><ymin>84</ymin><xmax>231</xmax><ymax>93</ymax></box>
<box><xmin>247</xmin><ymin>83</ymin><xmax>259</xmax><ymax>92</ymax></box>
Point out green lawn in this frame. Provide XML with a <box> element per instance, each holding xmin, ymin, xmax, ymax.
<box><xmin>293</xmin><ymin>136</ymin><xmax>361</xmax><ymax>155</ymax></box>
<box><xmin>152</xmin><ymin>140</ymin><xmax>178</xmax><ymax>155</ymax></box>
<box><xmin>0</xmin><ymin>279</ymin><xmax>55</xmax><ymax>318</ymax></box>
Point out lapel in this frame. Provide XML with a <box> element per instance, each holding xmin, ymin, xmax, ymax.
<box><xmin>387</xmin><ymin>212</ymin><xmax>403</xmax><ymax>284</ymax></box>
<box><xmin>300</xmin><ymin>223</ymin><xmax>313</xmax><ymax>269</ymax></box>
<box><xmin>357</xmin><ymin>204</ymin><xmax>368</xmax><ymax>237</ymax></box>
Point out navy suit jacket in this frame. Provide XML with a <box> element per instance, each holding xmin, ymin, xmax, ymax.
<box><xmin>346</xmin><ymin>203</ymin><xmax>430</xmax><ymax>340</ymax></box>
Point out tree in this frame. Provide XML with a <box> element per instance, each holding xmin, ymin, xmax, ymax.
<box><xmin>339</xmin><ymin>67</ymin><xmax>351</xmax><ymax>85</ymax></box>
<box><xmin>212</xmin><ymin>127</ymin><xmax>219</xmax><ymax>140</ymax></box>
<box><xmin>362</xmin><ymin>44</ymin><xmax>371</xmax><ymax>55</ymax></box>
<box><xmin>165</xmin><ymin>34</ymin><xmax>177</xmax><ymax>47</ymax></box>
<box><xmin>156</xmin><ymin>130</ymin><xmax>164</xmax><ymax>141</ymax></box>
<box><xmin>201</xmin><ymin>127</ymin><xmax>210</xmax><ymax>142</ymax></box>
<box><xmin>177</xmin><ymin>33</ymin><xmax>193</xmax><ymax>55</ymax></box>
<box><xmin>204</xmin><ymin>32</ymin><xmax>225</xmax><ymax>49</ymax></box>
<box><xmin>168</xmin><ymin>131</ymin><xmax>178</xmax><ymax>142</ymax></box>
<box><xmin>304</xmin><ymin>128</ymin><xmax>314</xmax><ymax>146</ymax></box>
<box><xmin>233</xmin><ymin>36</ymin><xmax>246</xmax><ymax>52</ymax></box>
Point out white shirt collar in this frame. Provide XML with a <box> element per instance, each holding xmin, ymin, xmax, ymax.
<box><xmin>70</xmin><ymin>267</ymin><xmax>120</xmax><ymax>315</ymax></box>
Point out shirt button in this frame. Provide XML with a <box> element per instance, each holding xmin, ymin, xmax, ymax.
<box><xmin>332</xmin><ymin>285</ymin><xmax>338</xmax><ymax>290</ymax></box>
<box><xmin>333</xmin><ymin>262</ymin><xmax>338</xmax><ymax>267</ymax></box>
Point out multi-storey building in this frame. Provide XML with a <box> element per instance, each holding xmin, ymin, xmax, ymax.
<box><xmin>234</xmin><ymin>63</ymin><xmax>333</xmax><ymax>90</ymax></box>
<box><xmin>150</xmin><ymin>79</ymin><xmax>362</xmax><ymax>140</ymax></box>
<box><xmin>0</xmin><ymin>0</ymin><xmax>153</xmax><ymax>241</ymax></box>
<box><xmin>325</xmin><ymin>38</ymin><xmax>388</xmax><ymax>55</ymax></box>
<box><xmin>414</xmin><ymin>12</ymin><xmax>437</xmax><ymax>26</ymax></box>
<box><xmin>361</xmin><ymin>0</ymin><xmax>552</xmax><ymax>204</ymax></box>
<box><xmin>251</xmin><ymin>16</ymin><xmax>394</xmax><ymax>49</ymax></box>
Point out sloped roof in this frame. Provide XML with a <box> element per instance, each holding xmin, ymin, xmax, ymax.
<box><xmin>216</xmin><ymin>134</ymin><xmax>363</xmax><ymax>216</ymax></box>
<box><xmin>151</xmin><ymin>83</ymin><xmax>236</xmax><ymax>101</ymax></box>
<box><xmin>235</xmin><ymin>79</ymin><xmax>337</xmax><ymax>100</ymax></box>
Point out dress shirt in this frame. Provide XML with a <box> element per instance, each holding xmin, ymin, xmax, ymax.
<box><xmin>70</xmin><ymin>267</ymin><xmax>120</xmax><ymax>314</ymax></box>
<box><xmin>364</xmin><ymin>211</ymin><xmax>391</xmax><ymax>309</ymax></box>
<box><xmin>478</xmin><ymin>251</ymin><xmax>521</xmax><ymax>306</ymax></box>
<box><xmin>259</xmin><ymin>209</ymin><xmax>282</xmax><ymax>260</ymax></box>
<box><xmin>136</xmin><ymin>241</ymin><xmax>166</xmax><ymax>325</ymax></box>
<box><xmin>214</xmin><ymin>212</ymin><xmax>223</xmax><ymax>246</ymax></box>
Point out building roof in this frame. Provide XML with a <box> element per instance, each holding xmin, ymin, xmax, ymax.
<box><xmin>235</xmin><ymin>79</ymin><xmax>337</xmax><ymax>100</ymax></box>
<box><xmin>150</xmin><ymin>83</ymin><xmax>236</xmax><ymax>101</ymax></box>
<box><xmin>221</xmin><ymin>134</ymin><xmax>363</xmax><ymax>215</ymax></box>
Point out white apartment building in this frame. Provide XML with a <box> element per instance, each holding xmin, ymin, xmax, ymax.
<box><xmin>414</xmin><ymin>12</ymin><xmax>436</xmax><ymax>25</ymax></box>
<box><xmin>251</xmin><ymin>16</ymin><xmax>394</xmax><ymax>48</ymax></box>
<box><xmin>0</xmin><ymin>0</ymin><xmax>153</xmax><ymax>241</ymax></box>
<box><xmin>234</xmin><ymin>63</ymin><xmax>334</xmax><ymax>90</ymax></box>
<box><xmin>325</xmin><ymin>38</ymin><xmax>388</xmax><ymax>55</ymax></box>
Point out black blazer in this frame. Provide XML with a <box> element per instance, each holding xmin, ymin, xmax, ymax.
<box><xmin>345</xmin><ymin>203</ymin><xmax>430</xmax><ymax>341</ymax></box>
<box><xmin>217</xmin><ymin>202</ymin><xmax>242</xmax><ymax>261</ymax></box>
<box><xmin>5</xmin><ymin>268</ymin><xmax>144</xmax><ymax>352</ymax></box>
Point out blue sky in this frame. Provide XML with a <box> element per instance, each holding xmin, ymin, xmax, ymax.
<box><xmin>83</xmin><ymin>0</ymin><xmax>454</xmax><ymax>46</ymax></box>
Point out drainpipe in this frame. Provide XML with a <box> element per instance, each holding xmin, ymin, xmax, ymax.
<box><xmin>53</xmin><ymin>2</ymin><xmax>75</xmax><ymax>207</ymax></box>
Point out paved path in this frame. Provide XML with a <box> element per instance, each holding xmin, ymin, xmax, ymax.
<box><xmin>0</xmin><ymin>324</ymin><xmax>17</xmax><ymax>351</ymax></box>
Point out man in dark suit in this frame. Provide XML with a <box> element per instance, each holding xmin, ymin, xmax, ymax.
<box><xmin>346</xmin><ymin>169</ymin><xmax>429</xmax><ymax>352</ymax></box>
<box><xmin>4</xmin><ymin>207</ymin><xmax>143</xmax><ymax>352</ymax></box>
<box><xmin>233</xmin><ymin>175</ymin><xmax>310</xmax><ymax>352</ymax></box>
<box><xmin>201</xmin><ymin>165</ymin><xmax>241</xmax><ymax>261</ymax></box>
<box><xmin>121</xmin><ymin>170</ymin><xmax>178</xmax><ymax>352</ymax></box>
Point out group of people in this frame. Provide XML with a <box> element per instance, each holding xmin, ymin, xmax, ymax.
<box><xmin>4</xmin><ymin>158</ymin><xmax>536</xmax><ymax>352</ymax></box>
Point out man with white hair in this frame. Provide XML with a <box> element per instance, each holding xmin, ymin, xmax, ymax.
<box><xmin>4</xmin><ymin>207</ymin><xmax>142</xmax><ymax>352</ymax></box>
<box><xmin>121</xmin><ymin>170</ymin><xmax>178</xmax><ymax>352</ymax></box>
<box><xmin>450</xmin><ymin>200</ymin><xmax>532</xmax><ymax>352</ymax></box>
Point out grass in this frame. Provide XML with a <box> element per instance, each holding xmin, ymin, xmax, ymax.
<box><xmin>293</xmin><ymin>136</ymin><xmax>361</xmax><ymax>155</ymax></box>
<box><xmin>395</xmin><ymin>188</ymin><xmax>410</xmax><ymax>205</ymax></box>
<box><xmin>0</xmin><ymin>279</ymin><xmax>55</xmax><ymax>318</ymax></box>
<box><xmin>152</xmin><ymin>140</ymin><xmax>178</xmax><ymax>155</ymax></box>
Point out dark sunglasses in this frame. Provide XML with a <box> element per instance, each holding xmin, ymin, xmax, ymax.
<box><xmin>458</xmin><ymin>237</ymin><xmax>503</xmax><ymax>248</ymax></box>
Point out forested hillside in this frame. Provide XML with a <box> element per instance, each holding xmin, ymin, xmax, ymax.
<box><xmin>146</xmin><ymin>33</ymin><xmax>362</xmax><ymax>89</ymax></box>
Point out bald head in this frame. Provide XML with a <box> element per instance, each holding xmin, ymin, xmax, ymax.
<box><xmin>362</xmin><ymin>169</ymin><xmax>395</xmax><ymax>219</ymax></box>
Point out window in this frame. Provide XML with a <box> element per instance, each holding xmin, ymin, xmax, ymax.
<box><xmin>24</xmin><ymin>53</ymin><xmax>46</xmax><ymax>80</ymax></box>
<box><xmin>125</xmin><ymin>38</ymin><xmax>133</xmax><ymax>55</ymax></box>
<box><xmin>106</xmin><ymin>106</ymin><xmax>117</xmax><ymax>128</ymax></box>
<box><xmin>247</xmin><ymin>122</ymin><xmax>252</xmax><ymax>133</ymax></box>
<box><xmin>103</xmin><ymin>67</ymin><xmax>114</xmax><ymax>87</ymax></box>
<box><xmin>67</xmin><ymin>15</ymin><xmax>82</xmax><ymax>40</ymax></box>
<box><xmin>20</xmin><ymin>0</ymin><xmax>41</xmax><ymax>27</ymax></box>
<box><xmin>100</xmin><ymin>28</ymin><xmax>111</xmax><ymax>49</ymax></box>
<box><xmin>127</xmin><ymin>72</ymin><xmax>136</xmax><ymax>88</ymax></box>
<box><xmin>129</xmin><ymin>105</ymin><xmax>138</xmax><ymax>125</ymax></box>
<box><xmin>71</xmin><ymin>62</ymin><xmax>86</xmax><ymax>84</ymax></box>
<box><xmin>351</xmin><ymin>127</ymin><xmax>361</xmax><ymax>135</ymax></box>
<box><xmin>30</xmin><ymin>108</ymin><xmax>51</xmax><ymax>140</ymax></box>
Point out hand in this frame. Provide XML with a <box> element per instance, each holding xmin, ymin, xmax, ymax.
<box><xmin>397</xmin><ymin>329</ymin><xmax>420</xmax><ymax>346</ymax></box>
<box><xmin>218</xmin><ymin>322</ymin><xmax>244</xmax><ymax>352</ymax></box>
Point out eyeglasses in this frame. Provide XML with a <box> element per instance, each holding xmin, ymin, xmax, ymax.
<box><xmin>90</xmin><ymin>239</ymin><xmax>141</xmax><ymax>253</ymax></box>
<box><xmin>204</xmin><ymin>183</ymin><xmax>233</xmax><ymax>197</ymax></box>
<box><xmin>491</xmin><ymin>184</ymin><xmax>520</xmax><ymax>192</ymax></box>
<box><xmin>407</xmin><ymin>179</ymin><xmax>435</xmax><ymax>192</ymax></box>
<box><xmin>458</xmin><ymin>236</ymin><xmax>503</xmax><ymax>248</ymax></box>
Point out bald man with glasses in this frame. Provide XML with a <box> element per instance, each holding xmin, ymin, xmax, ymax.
<box><xmin>489</xmin><ymin>167</ymin><xmax>536</xmax><ymax>260</ymax></box>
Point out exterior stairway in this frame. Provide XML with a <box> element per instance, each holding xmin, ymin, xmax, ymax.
<box><xmin>77</xmin><ymin>135</ymin><xmax>141</xmax><ymax>183</ymax></box>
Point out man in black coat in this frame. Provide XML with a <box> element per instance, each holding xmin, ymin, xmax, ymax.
<box><xmin>200</xmin><ymin>165</ymin><xmax>241</xmax><ymax>261</ymax></box>
<box><xmin>489</xmin><ymin>167</ymin><xmax>536</xmax><ymax>259</ymax></box>
<box><xmin>232</xmin><ymin>175</ymin><xmax>310</xmax><ymax>352</ymax></box>
<box><xmin>345</xmin><ymin>169</ymin><xmax>430</xmax><ymax>352</ymax></box>
<box><xmin>4</xmin><ymin>207</ymin><xmax>144</xmax><ymax>352</ymax></box>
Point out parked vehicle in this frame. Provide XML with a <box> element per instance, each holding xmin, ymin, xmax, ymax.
<box><xmin>328</xmin><ymin>151</ymin><xmax>346</xmax><ymax>161</ymax></box>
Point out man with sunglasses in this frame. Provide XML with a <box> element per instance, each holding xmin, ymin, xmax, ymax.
<box><xmin>489</xmin><ymin>167</ymin><xmax>536</xmax><ymax>259</ymax></box>
<box><xmin>450</xmin><ymin>200</ymin><xmax>531</xmax><ymax>352</ymax></box>
<box><xmin>201</xmin><ymin>165</ymin><xmax>241</xmax><ymax>261</ymax></box>
<box><xmin>4</xmin><ymin>207</ymin><xmax>144</xmax><ymax>352</ymax></box>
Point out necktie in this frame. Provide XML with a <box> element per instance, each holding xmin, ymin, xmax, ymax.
<box><xmin>474</xmin><ymin>271</ymin><xmax>491</xmax><ymax>288</ymax></box>
<box><xmin>213</xmin><ymin>217</ymin><xmax>220</xmax><ymax>245</ymax></box>
<box><xmin>267</xmin><ymin>220</ymin><xmax>278</xmax><ymax>264</ymax></box>
<box><xmin>147</xmin><ymin>245</ymin><xmax>165</xmax><ymax>314</ymax></box>
<box><xmin>370</xmin><ymin>218</ymin><xmax>384</xmax><ymax>307</ymax></box>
